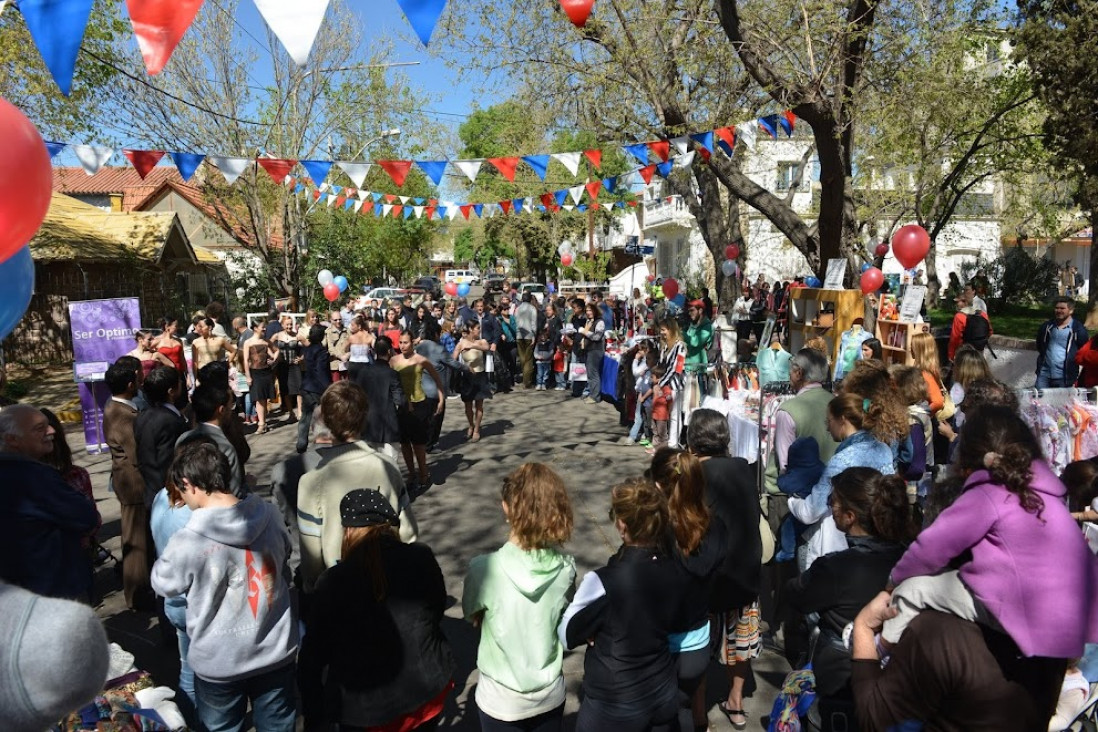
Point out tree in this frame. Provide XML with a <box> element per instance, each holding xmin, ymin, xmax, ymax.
<box><xmin>1015</xmin><ymin>0</ymin><xmax>1098</xmax><ymax>318</ymax></box>
<box><xmin>108</xmin><ymin>0</ymin><xmax>435</xmax><ymax>306</ymax></box>
<box><xmin>0</xmin><ymin>0</ymin><xmax>128</xmax><ymax>138</ymax></box>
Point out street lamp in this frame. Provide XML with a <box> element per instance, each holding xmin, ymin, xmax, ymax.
<box><xmin>346</xmin><ymin>128</ymin><xmax>401</xmax><ymax>163</ymax></box>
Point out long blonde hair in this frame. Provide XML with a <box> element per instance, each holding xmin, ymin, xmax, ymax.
<box><xmin>909</xmin><ymin>332</ymin><xmax>941</xmax><ymax>381</ymax></box>
<box><xmin>659</xmin><ymin>318</ymin><xmax>682</xmax><ymax>346</ymax></box>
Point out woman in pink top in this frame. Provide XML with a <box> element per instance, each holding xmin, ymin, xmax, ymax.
<box><xmin>884</xmin><ymin>405</ymin><xmax>1098</xmax><ymax>659</ymax></box>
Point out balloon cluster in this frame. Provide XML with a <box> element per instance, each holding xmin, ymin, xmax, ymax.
<box><xmin>558</xmin><ymin>240</ymin><xmax>575</xmax><ymax>268</ymax></box>
<box><xmin>0</xmin><ymin>98</ymin><xmax>51</xmax><ymax>340</ymax></box>
<box><xmin>444</xmin><ymin>281</ymin><xmax>471</xmax><ymax>298</ymax></box>
<box><xmin>317</xmin><ymin>269</ymin><xmax>349</xmax><ymax>302</ymax></box>
<box><xmin>720</xmin><ymin>243</ymin><xmax>740</xmax><ymax>279</ymax></box>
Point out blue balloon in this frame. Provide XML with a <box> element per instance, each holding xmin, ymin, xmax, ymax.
<box><xmin>0</xmin><ymin>246</ymin><xmax>34</xmax><ymax>340</ymax></box>
<box><xmin>671</xmin><ymin>293</ymin><xmax>686</xmax><ymax>306</ymax></box>
<box><xmin>806</xmin><ymin>276</ymin><xmax>822</xmax><ymax>288</ymax></box>
<box><xmin>547</xmin><ymin>283</ymin><xmax>556</xmax><ymax>294</ymax></box>
<box><xmin>860</xmin><ymin>263</ymin><xmax>871</xmax><ymax>273</ymax></box>
<box><xmin>457</xmin><ymin>282</ymin><xmax>471</xmax><ymax>297</ymax></box>
<box><xmin>333</xmin><ymin>275</ymin><xmax>349</xmax><ymax>293</ymax></box>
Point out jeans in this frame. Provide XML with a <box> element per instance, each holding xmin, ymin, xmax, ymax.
<box><xmin>517</xmin><ymin>338</ymin><xmax>535</xmax><ymax>387</ymax></box>
<box><xmin>585</xmin><ymin>348</ymin><xmax>604</xmax><ymax>400</ymax></box>
<box><xmin>177</xmin><ymin>629</ymin><xmax>196</xmax><ymax>723</ymax></box>
<box><xmin>1035</xmin><ymin>372</ymin><xmax>1068</xmax><ymax>389</ymax></box>
<box><xmin>296</xmin><ymin>391</ymin><xmax>322</xmax><ymax>453</ymax></box>
<box><xmin>536</xmin><ymin>361</ymin><xmax>550</xmax><ymax>387</ymax></box>
<box><xmin>628</xmin><ymin>397</ymin><xmax>648</xmax><ymax>441</ymax></box>
<box><xmin>478</xmin><ymin>704</ymin><xmax>564</xmax><ymax>731</ymax></box>
<box><xmin>195</xmin><ymin>662</ymin><xmax>297</xmax><ymax>732</ymax></box>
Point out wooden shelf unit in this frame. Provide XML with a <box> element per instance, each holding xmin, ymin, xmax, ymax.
<box><xmin>874</xmin><ymin>295</ymin><xmax>917</xmax><ymax>366</ymax></box>
<box><xmin>786</xmin><ymin>287</ymin><xmax>866</xmax><ymax>361</ymax></box>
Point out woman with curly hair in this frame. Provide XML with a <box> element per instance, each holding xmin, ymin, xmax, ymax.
<box><xmin>789</xmin><ymin>393</ymin><xmax>896</xmax><ymax>570</ymax></box>
<box><xmin>883</xmin><ymin>406</ymin><xmax>1098</xmax><ymax>664</ymax></box>
<box><xmin>463</xmin><ymin>463</ymin><xmax>575</xmax><ymax>731</ymax></box>
<box><xmin>650</xmin><ymin>448</ymin><xmax>728</xmax><ymax>729</ymax></box>
<box><xmin>839</xmin><ymin>359</ymin><xmax>910</xmax><ymax>449</ymax></box>
<box><xmin>559</xmin><ymin>479</ymin><xmax>692</xmax><ymax>731</ymax></box>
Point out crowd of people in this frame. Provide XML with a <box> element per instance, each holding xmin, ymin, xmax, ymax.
<box><xmin>2</xmin><ymin>273</ymin><xmax>1098</xmax><ymax>732</ymax></box>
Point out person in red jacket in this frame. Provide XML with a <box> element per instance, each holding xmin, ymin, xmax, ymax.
<box><xmin>948</xmin><ymin>294</ymin><xmax>991</xmax><ymax>361</ymax></box>
<box><xmin>1074</xmin><ymin>331</ymin><xmax>1098</xmax><ymax>387</ymax></box>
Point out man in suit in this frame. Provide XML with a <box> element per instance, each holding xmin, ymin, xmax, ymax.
<box><xmin>103</xmin><ymin>362</ymin><xmax>153</xmax><ymax>610</ymax></box>
<box><xmin>176</xmin><ymin>383</ymin><xmax>247</xmax><ymax>497</ymax></box>
<box><xmin>352</xmin><ymin>335</ymin><xmax>404</xmax><ymax>462</ymax></box>
<box><xmin>135</xmin><ymin>366</ymin><xmax>189</xmax><ymax>507</ymax></box>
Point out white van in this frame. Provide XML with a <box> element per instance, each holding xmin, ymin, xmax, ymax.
<box><xmin>444</xmin><ymin>269</ymin><xmax>479</xmax><ymax>285</ymax></box>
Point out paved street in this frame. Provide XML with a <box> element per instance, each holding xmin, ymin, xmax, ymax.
<box><xmin>76</xmin><ymin>384</ymin><xmax>789</xmax><ymax>731</ymax></box>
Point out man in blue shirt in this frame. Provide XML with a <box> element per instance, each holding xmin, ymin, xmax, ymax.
<box><xmin>1035</xmin><ymin>297</ymin><xmax>1089</xmax><ymax>388</ymax></box>
<box><xmin>591</xmin><ymin>290</ymin><xmax>614</xmax><ymax>329</ymax></box>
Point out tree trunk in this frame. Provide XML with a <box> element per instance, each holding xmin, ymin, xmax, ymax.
<box><xmin>1086</xmin><ymin>209</ymin><xmax>1098</xmax><ymax>330</ymax></box>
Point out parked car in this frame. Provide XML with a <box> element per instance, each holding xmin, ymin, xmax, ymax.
<box><xmin>444</xmin><ymin>268</ymin><xmax>480</xmax><ymax>286</ymax></box>
<box><xmin>362</xmin><ymin>287</ymin><xmax>407</xmax><ymax>304</ymax></box>
<box><xmin>412</xmin><ymin>276</ymin><xmax>442</xmax><ymax>299</ymax></box>
<box><xmin>517</xmin><ymin>282</ymin><xmax>547</xmax><ymax>305</ymax></box>
<box><xmin>483</xmin><ymin>273</ymin><xmax>507</xmax><ymax>292</ymax></box>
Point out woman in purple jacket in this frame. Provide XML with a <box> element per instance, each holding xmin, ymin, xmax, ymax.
<box><xmin>882</xmin><ymin>405</ymin><xmax>1098</xmax><ymax>661</ymax></box>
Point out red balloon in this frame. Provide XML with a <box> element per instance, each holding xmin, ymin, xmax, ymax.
<box><xmin>662</xmin><ymin>278</ymin><xmax>680</xmax><ymax>300</ymax></box>
<box><xmin>323</xmin><ymin>283</ymin><xmax>340</xmax><ymax>302</ymax></box>
<box><xmin>891</xmin><ymin>224</ymin><xmax>931</xmax><ymax>269</ymax></box>
<box><xmin>560</xmin><ymin>0</ymin><xmax>594</xmax><ymax>27</ymax></box>
<box><xmin>874</xmin><ymin>243</ymin><xmax>889</xmax><ymax>258</ymax></box>
<box><xmin>646</xmin><ymin>274</ymin><xmax>655</xmax><ymax>283</ymax></box>
<box><xmin>444</xmin><ymin>281</ymin><xmax>458</xmax><ymax>296</ymax></box>
<box><xmin>724</xmin><ymin>244</ymin><xmax>740</xmax><ymax>261</ymax></box>
<box><xmin>860</xmin><ymin>267</ymin><xmax>884</xmax><ymax>295</ymax></box>
<box><xmin>561</xmin><ymin>253</ymin><xmax>574</xmax><ymax>267</ymax></box>
<box><xmin>0</xmin><ymin>97</ymin><xmax>52</xmax><ymax>265</ymax></box>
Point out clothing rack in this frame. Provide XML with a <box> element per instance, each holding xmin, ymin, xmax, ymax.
<box><xmin>1015</xmin><ymin>387</ymin><xmax>1096</xmax><ymax>406</ymax></box>
<box><xmin>1013</xmin><ymin>387</ymin><xmax>1098</xmax><ymax>474</ymax></box>
<box><xmin>758</xmin><ymin>381</ymin><xmax>796</xmax><ymax>495</ymax></box>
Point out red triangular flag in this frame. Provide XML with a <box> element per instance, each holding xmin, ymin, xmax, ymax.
<box><xmin>585</xmin><ymin>180</ymin><xmax>602</xmax><ymax>201</ymax></box>
<box><xmin>583</xmin><ymin>149</ymin><xmax>602</xmax><ymax>169</ymax></box>
<box><xmin>312</xmin><ymin>189</ymin><xmax>322</xmax><ymax>201</ymax></box>
<box><xmin>540</xmin><ymin>193</ymin><xmax>553</xmax><ymax>207</ymax></box>
<box><xmin>127</xmin><ymin>0</ymin><xmax>204</xmax><ymax>75</ymax></box>
<box><xmin>123</xmin><ymin>149</ymin><xmax>166</xmax><ymax>179</ymax></box>
<box><xmin>715</xmin><ymin>126</ymin><xmax>736</xmax><ymax>152</ymax></box>
<box><xmin>258</xmin><ymin>157</ymin><xmax>297</xmax><ymax>184</ymax></box>
<box><xmin>487</xmin><ymin>157</ymin><xmax>520</xmax><ymax>182</ymax></box>
<box><xmin>384</xmin><ymin>194</ymin><xmax>397</xmax><ymax>203</ymax></box>
<box><xmin>647</xmin><ymin>140</ymin><xmax>671</xmax><ymax>162</ymax></box>
<box><xmin>425</xmin><ymin>206</ymin><xmax>437</xmax><ymax>220</ymax></box>
<box><xmin>698</xmin><ymin>147</ymin><xmax>712</xmax><ymax>162</ymax></box>
<box><xmin>334</xmin><ymin>196</ymin><xmax>346</xmax><ymax>208</ymax></box>
<box><xmin>627</xmin><ymin>200</ymin><xmax>639</xmax><ymax>207</ymax></box>
<box><xmin>783</xmin><ymin>110</ymin><xmax>796</xmax><ymax>132</ymax></box>
<box><xmin>460</xmin><ymin>205</ymin><xmax>472</xmax><ymax>220</ymax></box>
<box><xmin>638</xmin><ymin>164</ymin><xmax>656</xmax><ymax>185</ymax></box>
<box><xmin>378</xmin><ymin>160</ymin><xmax>413</xmax><ymax>187</ymax></box>
<box><xmin>500</xmin><ymin>200</ymin><xmax>513</xmax><ymax>214</ymax></box>
<box><xmin>391</xmin><ymin>205</ymin><xmax>403</xmax><ymax>218</ymax></box>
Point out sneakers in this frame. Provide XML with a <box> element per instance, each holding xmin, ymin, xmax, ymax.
<box><xmin>638</xmin><ymin>438</ymin><xmax>652</xmax><ymax>447</ymax></box>
<box><xmin>555</xmin><ymin>385</ymin><xmax>567</xmax><ymax>391</ymax></box>
<box><xmin>583</xmin><ymin>397</ymin><xmax>599</xmax><ymax>405</ymax></box>
<box><xmin>644</xmin><ymin>447</ymin><xmax>656</xmax><ymax>455</ymax></box>
<box><xmin>617</xmin><ymin>436</ymin><xmax>637</xmax><ymax>446</ymax></box>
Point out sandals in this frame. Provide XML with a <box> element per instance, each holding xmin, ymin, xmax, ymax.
<box><xmin>257</xmin><ymin>423</ymin><xmax>269</xmax><ymax>434</ymax></box>
<box><xmin>718</xmin><ymin>702</ymin><xmax>747</xmax><ymax>730</ymax></box>
<box><xmin>470</xmin><ymin>431</ymin><xmax>481</xmax><ymax>443</ymax></box>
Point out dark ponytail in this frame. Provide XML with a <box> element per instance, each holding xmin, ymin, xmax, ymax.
<box><xmin>831</xmin><ymin>467</ymin><xmax>915</xmax><ymax>543</ymax></box>
<box><xmin>956</xmin><ymin>406</ymin><xmax>1044</xmax><ymax>518</ymax></box>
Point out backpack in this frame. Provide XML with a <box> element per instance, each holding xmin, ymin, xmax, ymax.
<box><xmin>962</xmin><ymin>312</ymin><xmax>990</xmax><ymax>351</ymax></box>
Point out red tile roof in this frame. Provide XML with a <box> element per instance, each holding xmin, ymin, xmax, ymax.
<box><xmin>131</xmin><ymin>180</ymin><xmax>285</xmax><ymax>250</ymax></box>
<box><xmin>53</xmin><ymin>167</ymin><xmax>184</xmax><ymax>211</ymax></box>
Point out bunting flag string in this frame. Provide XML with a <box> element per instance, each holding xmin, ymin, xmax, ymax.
<box><xmin>47</xmin><ymin>110</ymin><xmax>799</xmax><ymax>194</ymax></box>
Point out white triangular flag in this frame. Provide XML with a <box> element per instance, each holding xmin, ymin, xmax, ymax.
<box><xmin>357</xmin><ymin>189</ymin><xmax>370</xmax><ymax>200</ymax></box>
<box><xmin>447</xmin><ymin>206</ymin><xmax>461</xmax><ymax>221</ymax></box>
<box><xmin>675</xmin><ymin>151</ymin><xmax>696</xmax><ymax>169</ymax></box>
<box><xmin>336</xmin><ymin>162</ymin><xmax>372</xmax><ymax>188</ymax></box>
<box><xmin>353</xmin><ymin>199</ymin><xmax>364</xmax><ymax>213</ymax></box>
<box><xmin>326</xmin><ymin>194</ymin><xmax>337</xmax><ymax>208</ymax></box>
<box><xmin>318</xmin><ymin>182</ymin><xmax>330</xmax><ymax>193</ymax></box>
<box><xmin>413</xmin><ymin>206</ymin><xmax>424</xmax><ymax>219</ymax></box>
<box><xmin>382</xmin><ymin>204</ymin><xmax>393</xmax><ymax>217</ymax></box>
<box><xmin>252</xmin><ymin>0</ymin><xmax>330</xmax><ymax>66</ymax></box>
<box><xmin>453</xmin><ymin>160</ymin><xmax>483</xmax><ymax>183</ymax></box>
<box><xmin>601</xmin><ymin>203</ymin><xmax>614</xmax><ymax>211</ymax></box>
<box><xmin>207</xmin><ymin>156</ymin><xmax>252</xmax><ymax>185</ymax></box>
<box><xmin>671</xmin><ymin>136</ymin><xmax>689</xmax><ymax>156</ymax></box>
<box><xmin>569</xmin><ymin>185</ymin><xmax>584</xmax><ymax>205</ymax></box>
<box><xmin>552</xmin><ymin>151</ymin><xmax>581</xmax><ymax>177</ymax></box>
<box><xmin>399</xmin><ymin>195</ymin><xmax>410</xmax><ymax>204</ymax></box>
<box><xmin>563</xmin><ymin>205</ymin><xmax>575</xmax><ymax>211</ymax></box>
<box><xmin>738</xmin><ymin>125</ymin><xmax>757</xmax><ymax>151</ymax></box>
<box><xmin>72</xmin><ymin>145</ymin><xmax>114</xmax><ymax>175</ymax></box>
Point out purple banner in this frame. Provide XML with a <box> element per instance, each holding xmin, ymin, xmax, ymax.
<box><xmin>68</xmin><ymin>298</ymin><xmax>141</xmax><ymax>453</ymax></box>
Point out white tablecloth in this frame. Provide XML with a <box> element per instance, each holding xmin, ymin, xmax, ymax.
<box><xmin>700</xmin><ymin>395</ymin><xmax>760</xmax><ymax>462</ymax></box>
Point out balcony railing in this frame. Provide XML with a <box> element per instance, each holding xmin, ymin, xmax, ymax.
<box><xmin>643</xmin><ymin>195</ymin><xmax>693</xmax><ymax>227</ymax></box>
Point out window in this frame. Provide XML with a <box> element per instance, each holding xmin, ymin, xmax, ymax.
<box><xmin>777</xmin><ymin>162</ymin><xmax>804</xmax><ymax>191</ymax></box>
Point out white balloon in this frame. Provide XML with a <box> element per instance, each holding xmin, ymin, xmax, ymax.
<box><xmin>721</xmin><ymin>259</ymin><xmax>738</xmax><ymax>277</ymax></box>
<box><xmin>317</xmin><ymin>269</ymin><xmax>334</xmax><ymax>286</ymax></box>
<box><xmin>235</xmin><ymin>287</ymin><xmax>246</xmax><ymax>299</ymax></box>
<box><xmin>557</xmin><ymin>240</ymin><xmax>573</xmax><ymax>256</ymax></box>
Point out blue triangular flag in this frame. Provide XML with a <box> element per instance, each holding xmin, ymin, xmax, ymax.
<box><xmin>513</xmin><ymin>198</ymin><xmax>524</xmax><ymax>214</ymax></box>
<box><xmin>19</xmin><ymin>0</ymin><xmax>95</xmax><ymax>95</ymax></box>
<box><xmin>602</xmin><ymin>176</ymin><xmax>617</xmax><ymax>193</ymax></box>
<box><xmin>577</xmin><ymin>204</ymin><xmax>587</xmax><ymax>212</ymax></box>
<box><xmin>344</xmin><ymin>199</ymin><xmax>355</xmax><ymax>210</ymax></box>
<box><xmin>44</xmin><ymin>141</ymin><xmax>66</xmax><ymax>159</ymax></box>
<box><xmin>689</xmin><ymin>131</ymin><xmax>714</xmax><ymax>154</ymax></box>
<box><xmin>521</xmin><ymin>155</ymin><xmax>550</xmax><ymax>181</ymax></box>
<box><xmin>415</xmin><ymin>160</ymin><xmax>448</xmax><ymax>186</ymax></box>
<box><xmin>473</xmin><ymin>203</ymin><xmax>484</xmax><ymax>218</ymax></box>
<box><xmin>437</xmin><ymin>205</ymin><xmax>448</xmax><ymax>219</ymax></box>
<box><xmin>395</xmin><ymin>0</ymin><xmax>448</xmax><ymax>46</ymax></box>
<box><xmin>414</xmin><ymin>197</ymin><xmax>425</xmax><ymax>205</ymax></box>
<box><xmin>294</xmin><ymin>184</ymin><xmax>304</xmax><ymax>195</ymax></box>
<box><xmin>758</xmin><ymin>115</ymin><xmax>779</xmax><ymax>138</ymax></box>
<box><xmin>301</xmin><ymin>160</ymin><xmax>333</xmax><ymax>186</ymax></box>
<box><xmin>330</xmin><ymin>184</ymin><xmax>343</xmax><ymax>195</ymax></box>
<box><xmin>623</xmin><ymin>143</ymin><xmax>649</xmax><ymax>165</ymax></box>
<box><xmin>374</xmin><ymin>204</ymin><xmax>383</xmax><ymax>216</ymax></box>
<box><xmin>537</xmin><ymin>205</ymin><xmax>546</xmax><ymax>212</ymax></box>
<box><xmin>615</xmin><ymin>201</ymin><xmax>624</xmax><ymax>208</ymax></box>
<box><xmin>169</xmin><ymin>152</ymin><xmax>205</xmax><ymax>182</ymax></box>
<box><xmin>656</xmin><ymin>161</ymin><xmax>674</xmax><ymax>178</ymax></box>
<box><xmin>716</xmin><ymin>137</ymin><xmax>734</xmax><ymax>157</ymax></box>
<box><xmin>778</xmin><ymin>113</ymin><xmax>794</xmax><ymax>137</ymax></box>
<box><xmin>403</xmin><ymin>206</ymin><xmax>413</xmax><ymax>219</ymax></box>
<box><xmin>372</xmin><ymin>192</ymin><xmax>383</xmax><ymax>202</ymax></box>
<box><xmin>553</xmin><ymin>190</ymin><xmax>568</xmax><ymax>206</ymax></box>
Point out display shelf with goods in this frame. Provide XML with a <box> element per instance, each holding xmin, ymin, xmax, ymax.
<box><xmin>786</xmin><ymin>287</ymin><xmax>865</xmax><ymax>361</ymax></box>
<box><xmin>874</xmin><ymin>293</ymin><xmax>917</xmax><ymax>366</ymax></box>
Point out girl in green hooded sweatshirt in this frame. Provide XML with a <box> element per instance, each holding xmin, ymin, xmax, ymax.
<box><xmin>463</xmin><ymin>463</ymin><xmax>576</xmax><ymax>731</ymax></box>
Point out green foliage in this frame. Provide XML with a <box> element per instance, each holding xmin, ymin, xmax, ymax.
<box><xmin>957</xmin><ymin>246</ymin><xmax>1059</xmax><ymax>312</ymax></box>
<box><xmin>569</xmin><ymin>251</ymin><xmax>612</xmax><ymax>284</ymax></box>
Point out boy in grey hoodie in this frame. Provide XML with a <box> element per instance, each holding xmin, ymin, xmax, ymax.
<box><xmin>151</xmin><ymin>440</ymin><xmax>299</xmax><ymax>731</ymax></box>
